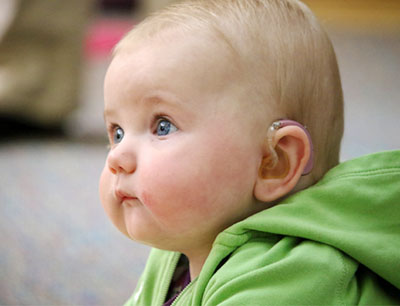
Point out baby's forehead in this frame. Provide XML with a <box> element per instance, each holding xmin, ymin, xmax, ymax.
<box><xmin>114</xmin><ymin>28</ymin><xmax>242</xmax><ymax>85</ymax></box>
<box><xmin>117</xmin><ymin>23</ymin><xmax>240</xmax><ymax>66</ymax></box>
<box><xmin>107</xmin><ymin>28</ymin><xmax>248</xmax><ymax>104</ymax></box>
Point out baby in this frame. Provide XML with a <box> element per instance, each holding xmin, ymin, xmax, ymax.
<box><xmin>100</xmin><ymin>0</ymin><xmax>400</xmax><ymax>305</ymax></box>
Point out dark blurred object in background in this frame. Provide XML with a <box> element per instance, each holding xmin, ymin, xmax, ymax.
<box><xmin>99</xmin><ymin>0</ymin><xmax>139</xmax><ymax>14</ymax></box>
<box><xmin>0</xmin><ymin>0</ymin><xmax>93</xmax><ymax>139</ymax></box>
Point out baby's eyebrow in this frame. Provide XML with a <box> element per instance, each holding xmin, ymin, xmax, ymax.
<box><xmin>141</xmin><ymin>92</ymin><xmax>183</xmax><ymax>109</ymax></box>
<box><xmin>103</xmin><ymin>91</ymin><xmax>187</xmax><ymax>122</ymax></box>
<box><xmin>103</xmin><ymin>108</ymin><xmax>115</xmax><ymax>122</ymax></box>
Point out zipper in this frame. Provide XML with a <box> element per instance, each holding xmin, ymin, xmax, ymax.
<box><xmin>157</xmin><ymin>252</ymin><xmax>181</xmax><ymax>306</ymax></box>
<box><xmin>170</xmin><ymin>278</ymin><xmax>196</xmax><ymax>306</ymax></box>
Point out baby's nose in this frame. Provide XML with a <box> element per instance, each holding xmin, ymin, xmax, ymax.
<box><xmin>107</xmin><ymin>142</ymin><xmax>137</xmax><ymax>175</ymax></box>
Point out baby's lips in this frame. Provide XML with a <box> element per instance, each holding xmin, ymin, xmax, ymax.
<box><xmin>114</xmin><ymin>188</ymin><xmax>137</xmax><ymax>202</ymax></box>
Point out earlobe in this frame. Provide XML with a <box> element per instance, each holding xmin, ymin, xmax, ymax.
<box><xmin>254</xmin><ymin>120</ymin><xmax>313</xmax><ymax>203</ymax></box>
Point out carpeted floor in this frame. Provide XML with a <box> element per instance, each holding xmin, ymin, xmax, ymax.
<box><xmin>0</xmin><ymin>139</ymin><xmax>150</xmax><ymax>305</ymax></box>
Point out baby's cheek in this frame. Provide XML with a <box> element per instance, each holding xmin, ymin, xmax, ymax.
<box><xmin>139</xmin><ymin>159</ymin><xmax>211</xmax><ymax>223</ymax></box>
<box><xmin>99</xmin><ymin>168</ymin><xmax>116</xmax><ymax>217</ymax></box>
<box><xmin>99</xmin><ymin>166</ymin><xmax>130</xmax><ymax>236</ymax></box>
<box><xmin>99</xmin><ymin>167</ymin><xmax>111</xmax><ymax>208</ymax></box>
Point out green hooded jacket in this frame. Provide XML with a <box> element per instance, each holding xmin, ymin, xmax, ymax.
<box><xmin>125</xmin><ymin>150</ymin><xmax>400</xmax><ymax>305</ymax></box>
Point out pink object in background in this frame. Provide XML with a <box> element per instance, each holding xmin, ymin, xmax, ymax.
<box><xmin>84</xmin><ymin>18</ymin><xmax>135</xmax><ymax>59</ymax></box>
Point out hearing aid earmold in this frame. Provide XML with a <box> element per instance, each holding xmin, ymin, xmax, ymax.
<box><xmin>267</xmin><ymin>119</ymin><xmax>314</xmax><ymax>176</ymax></box>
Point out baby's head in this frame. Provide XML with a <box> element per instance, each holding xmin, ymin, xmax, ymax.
<box><xmin>115</xmin><ymin>0</ymin><xmax>344</xmax><ymax>182</ymax></box>
<box><xmin>100</xmin><ymin>0</ymin><xmax>343</xmax><ymax>263</ymax></box>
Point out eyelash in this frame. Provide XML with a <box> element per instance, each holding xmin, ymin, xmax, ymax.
<box><xmin>107</xmin><ymin>123</ymin><xmax>118</xmax><ymax>135</ymax></box>
<box><xmin>106</xmin><ymin>123</ymin><xmax>121</xmax><ymax>147</ymax></box>
<box><xmin>152</xmin><ymin>114</ymin><xmax>172</xmax><ymax>133</ymax></box>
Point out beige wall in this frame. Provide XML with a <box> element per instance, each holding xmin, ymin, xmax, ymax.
<box><xmin>141</xmin><ymin>0</ymin><xmax>180</xmax><ymax>15</ymax></box>
<box><xmin>141</xmin><ymin>0</ymin><xmax>400</xmax><ymax>33</ymax></box>
<box><xmin>303</xmin><ymin>0</ymin><xmax>400</xmax><ymax>32</ymax></box>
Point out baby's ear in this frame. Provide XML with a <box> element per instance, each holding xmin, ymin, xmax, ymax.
<box><xmin>254</xmin><ymin>125</ymin><xmax>311</xmax><ymax>202</ymax></box>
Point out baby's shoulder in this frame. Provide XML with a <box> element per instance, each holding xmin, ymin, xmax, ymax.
<box><xmin>203</xmin><ymin>236</ymin><xmax>355</xmax><ymax>305</ymax></box>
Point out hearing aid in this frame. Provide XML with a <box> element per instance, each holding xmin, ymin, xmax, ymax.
<box><xmin>266</xmin><ymin>119</ymin><xmax>314</xmax><ymax>176</ymax></box>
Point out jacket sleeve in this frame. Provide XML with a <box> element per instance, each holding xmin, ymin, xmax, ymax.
<box><xmin>124</xmin><ymin>249</ymin><xmax>180</xmax><ymax>306</ymax></box>
<box><xmin>201</xmin><ymin>237</ymin><xmax>358</xmax><ymax>306</ymax></box>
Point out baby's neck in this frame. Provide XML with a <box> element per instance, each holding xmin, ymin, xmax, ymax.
<box><xmin>184</xmin><ymin>243</ymin><xmax>214</xmax><ymax>279</ymax></box>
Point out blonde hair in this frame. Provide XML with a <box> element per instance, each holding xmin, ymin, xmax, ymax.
<box><xmin>115</xmin><ymin>0</ymin><xmax>344</xmax><ymax>183</ymax></box>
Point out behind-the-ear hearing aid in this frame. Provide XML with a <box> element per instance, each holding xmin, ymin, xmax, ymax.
<box><xmin>266</xmin><ymin>119</ymin><xmax>314</xmax><ymax>176</ymax></box>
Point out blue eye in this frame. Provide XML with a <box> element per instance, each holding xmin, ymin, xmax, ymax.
<box><xmin>156</xmin><ymin>119</ymin><xmax>178</xmax><ymax>136</ymax></box>
<box><xmin>113</xmin><ymin>126</ymin><xmax>124</xmax><ymax>143</ymax></box>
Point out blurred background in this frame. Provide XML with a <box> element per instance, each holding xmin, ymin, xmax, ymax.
<box><xmin>0</xmin><ymin>0</ymin><xmax>399</xmax><ymax>305</ymax></box>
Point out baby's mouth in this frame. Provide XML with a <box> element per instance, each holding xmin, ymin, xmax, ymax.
<box><xmin>114</xmin><ymin>189</ymin><xmax>137</xmax><ymax>203</ymax></box>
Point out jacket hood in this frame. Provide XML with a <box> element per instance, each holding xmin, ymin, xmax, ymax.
<box><xmin>220</xmin><ymin>150</ymin><xmax>400</xmax><ymax>289</ymax></box>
